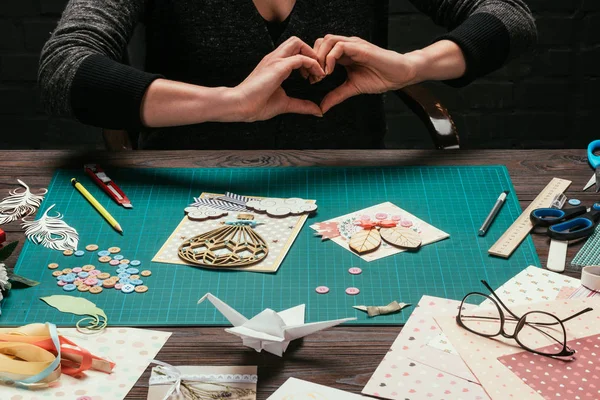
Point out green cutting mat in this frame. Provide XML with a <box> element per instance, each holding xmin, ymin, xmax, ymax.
<box><xmin>1</xmin><ymin>166</ymin><xmax>540</xmax><ymax>326</ymax></box>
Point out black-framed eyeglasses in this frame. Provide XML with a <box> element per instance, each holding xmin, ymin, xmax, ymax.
<box><xmin>456</xmin><ymin>280</ymin><xmax>593</xmax><ymax>358</ymax></box>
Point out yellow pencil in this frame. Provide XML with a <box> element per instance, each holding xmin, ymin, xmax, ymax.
<box><xmin>71</xmin><ymin>178</ymin><xmax>123</xmax><ymax>234</ymax></box>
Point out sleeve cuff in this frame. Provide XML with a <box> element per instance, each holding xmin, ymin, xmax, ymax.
<box><xmin>436</xmin><ymin>13</ymin><xmax>510</xmax><ymax>87</ymax></box>
<box><xmin>71</xmin><ymin>54</ymin><xmax>163</xmax><ymax>130</ymax></box>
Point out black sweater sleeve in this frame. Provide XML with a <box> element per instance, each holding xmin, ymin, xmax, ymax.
<box><xmin>38</xmin><ymin>0</ymin><xmax>163</xmax><ymax>130</ymax></box>
<box><xmin>409</xmin><ymin>0</ymin><xmax>537</xmax><ymax>86</ymax></box>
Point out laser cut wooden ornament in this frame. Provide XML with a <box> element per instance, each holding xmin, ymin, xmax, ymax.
<box><xmin>178</xmin><ymin>214</ymin><xmax>269</xmax><ymax>267</ymax></box>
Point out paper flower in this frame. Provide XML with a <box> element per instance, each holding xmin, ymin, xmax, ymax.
<box><xmin>184</xmin><ymin>206</ymin><xmax>228</xmax><ymax>221</ymax></box>
<box><xmin>246</xmin><ymin>198</ymin><xmax>317</xmax><ymax>217</ymax></box>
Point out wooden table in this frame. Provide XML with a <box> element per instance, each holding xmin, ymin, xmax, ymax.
<box><xmin>0</xmin><ymin>150</ymin><xmax>594</xmax><ymax>399</ymax></box>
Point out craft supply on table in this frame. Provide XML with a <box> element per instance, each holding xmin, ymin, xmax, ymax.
<box><xmin>4</xmin><ymin>166</ymin><xmax>538</xmax><ymax>327</ymax></box>
<box><xmin>84</xmin><ymin>163</ymin><xmax>133</xmax><ymax>208</ymax></box>
<box><xmin>572</xmin><ymin>224</ymin><xmax>600</xmax><ymax>268</ymax></box>
<box><xmin>148</xmin><ymin>363</ymin><xmax>258</xmax><ymax>400</ymax></box>
<box><xmin>268</xmin><ymin>377</ymin><xmax>369</xmax><ymax>399</ymax></box>
<box><xmin>478</xmin><ymin>190</ymin><xmax>509</xmax><ymax>236</ymax></box>
<box><xmin>568</xmin><ymin>198</ymin><xmax>581</xmax><ymax>206</ymax></box>
<box><xmin>0</xmin><ymin>326</ymin><xmax>171</xmax><ymax>400</ymax></box>
<box><xmin>488</xmin><ymin>177</ymin><xmax>571</xmax><ymax>258</ymax></box>
<box><xmin>581</xmin><ymin>265</ymin><xmax>600</xmax><ymax>291</ymax></box>
<box><xmin>198</xmin><ymin>293</ymin><xmax>354</xmax><ymax>356</ymax></box>
<box><xmin>71</xmin><ymin>178</ymin><xmax>123</xmax><ymax>234</ymax></box>
<box><xmin>0</xmin><ymin>179</ymin><xmax>47</xmax><ymax>225</ymax></box>
<box><xmin>22</xmin><ymin>204</ymin><xmax>79</xmax><ymax>251</ymax></box>
<box><xmin>40</xmin><ymin>295</ymin><xmax>108</xmax><ymax>331</ymax></box>
<box><xmin>353</xmin><ymin>300</ymin><xmax>410</xmax><ymax>317</ymax></box>
<box><xmin>582</xmin><ymin>139</ymin><xmax>600</xmax><ymax>192</ymax></box>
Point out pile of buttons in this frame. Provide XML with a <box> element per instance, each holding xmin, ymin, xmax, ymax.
<box><xmin>49</xmin><ymin>245</ymin><xmax>151</xmax><ymax>295</ymax></box>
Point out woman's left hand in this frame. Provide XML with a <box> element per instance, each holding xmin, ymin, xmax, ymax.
<box><xmin>312</xmin><ymin>35</ymin><xmax>419</xmax><ymax>113</ymax></box>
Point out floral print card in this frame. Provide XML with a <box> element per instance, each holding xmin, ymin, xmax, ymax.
<box><xmin>310</xmin><ymin>202</ymin><xmax>449</xmax><ymax>262</ymax></box>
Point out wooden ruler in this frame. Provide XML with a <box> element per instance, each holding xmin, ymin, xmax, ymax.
<box><xmin>488</xmin><ymin>177</ymin><xmax>572</xmax><ymax>258</ymax></box>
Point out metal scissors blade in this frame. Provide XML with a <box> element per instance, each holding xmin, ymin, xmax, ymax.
<box><xmin>583</xmin><ymin>173</ymin><xmax>596</xmax><ymax>191</ymax></box>
<box><xmin>596</xmin><ymin>167</ymin><xmax>600</xmax><ymax>193</ymax></box>
<box><xmin>586</xmin><ymin>140</ymin><xmax>600</xmax><ymax>192</ymax></box>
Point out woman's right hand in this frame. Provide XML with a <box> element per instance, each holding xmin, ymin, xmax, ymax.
<box><xmin>232</xmin><ymin>36</ymin><xmax>325</xmax><ymax>121</ymax></box>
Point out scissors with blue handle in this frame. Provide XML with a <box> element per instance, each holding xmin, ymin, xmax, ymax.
<box><xmin>583</xmin><ymin>140</ymin><xmax>600</xmax><ymax>192</ymax></box>
<box><xmin>530</xmin><ymin>203</ymin><xmax>600</xmax><ymax>241</ymax></box>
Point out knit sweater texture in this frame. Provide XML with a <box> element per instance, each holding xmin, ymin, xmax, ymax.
<box><xmin>38</xmin><ymin>0</ymin><xmax>537</xmax><ymax>149</ymax></box>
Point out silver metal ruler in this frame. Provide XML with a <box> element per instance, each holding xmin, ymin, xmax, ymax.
<box><xmin>488</xmin><ymin>177</ymin><xmax>572</xmax><ymax>258</ymax></box>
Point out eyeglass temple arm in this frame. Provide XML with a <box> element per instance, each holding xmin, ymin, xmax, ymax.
<box><xmin>480</xmin><ymin>280</ymin><xmax>522</xmax><ymax>320</ymax></box>
<box><xmin>560</xmin><ymin>307</ymin><xmax>594</xmax><ymax>323</ymax></box>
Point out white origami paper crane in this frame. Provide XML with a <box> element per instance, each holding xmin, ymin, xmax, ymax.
<box><xmin>198</xmin><ymin>293</ymin><xmax>355</xmax><ymax>357</ymax></box>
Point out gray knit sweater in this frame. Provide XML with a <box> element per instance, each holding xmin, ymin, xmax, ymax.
<box><xmin>39</xmin><ymin>0</ymin><xmax>536</xmax><ymax>149</ymax></box>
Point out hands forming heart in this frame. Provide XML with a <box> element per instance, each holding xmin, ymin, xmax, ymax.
<box><xmin>233</xmin><ymin>35</ymin><xmax>419</xmax><ymax>122</ymax></box>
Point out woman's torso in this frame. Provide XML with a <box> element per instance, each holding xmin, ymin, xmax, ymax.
<box><xmin>140</xmin><ymin>0</ymin><xmax>386</xmax><ymax>149</ymax></box>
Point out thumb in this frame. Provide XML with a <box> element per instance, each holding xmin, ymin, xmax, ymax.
<box><xmin>284</xmin><ymin>96</ymin><xmax>323</xmax><ymax>117</ymax></box>
<box><xmin>320</xmin><ymin>80</ymin><xmax>358</xmax><ymax>114</ymax></box>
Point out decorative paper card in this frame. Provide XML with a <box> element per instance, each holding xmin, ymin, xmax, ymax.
<box><xmin>436</xmin><ymin>298</ymin><xmax>600</xmax><ymax>400</ymax></box>
<box><xmin>148</xmin><ymin>365</ymin><xmax>257</xmax><ymax>400</ymax></box>
<box><xmin>498</xmin><ymin>334</ymin><xmax>600</xmax><ymax>400</ymax></box>
<box><xmin>479</xmin><ymin>266</ymin><xmax>580</xmax><ymax>308</ymax></box>
<box><xmin>267</xmin><ymin>377</ymin><xmax>368</xmax><ymax>399</ymax></box>
<box><xmin>362</xmin><ymin>296</ymin><xmax>488</xmax><ymax>400</ymax></box>
<box><xmin>153</xmin><ymin>193</ymin><xmax>314</xmax><ymax>273</ymax></box>
<box><xmin>1</xmin><ymin>327</ymin><xmax>171</xmax><ymax>400</ymax></box>
<box><xmin>310</xmin><ymin>202</ymin><xmax>449</xmax><ymax>262</ymax></box>
<box><xmin>566</xmin><ymin>285</ymin><xmax>600</xmax><ymax>298</ymax></box>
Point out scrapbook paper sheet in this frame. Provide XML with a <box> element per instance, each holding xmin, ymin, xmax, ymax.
<box><xmin>566</xmin><ymin>285</ymin><xmax>600</xmax><ymax>298</ymax></box>
<box><xmin>1</xmin><ymin>327</ymin><xmax>171</xmax><ymax>400</ymax></box>
<box><xmin>153</xmin><ymin>193</ymin><xmax>314</xmax><ymax>273</ymax></box>
<box><xmin>498</xmin><ymin>334</ymin><xmax>600</xmax><ymax>400</ymax></box>
<box><xmin>267</xmin><ymin>377</ymin><xmax>368</xmax><ymax>399</ymax></box>
<box><xmin>148</xmin><ymin>365</ymin><xmax>257</xmax><ymax>400</ymax></box>
<box><xmin>310</xmin><ymin>202</ymin><xmax>449</xmax><ymax>262</ymax></box>
<box><xmin>557</xmin><ymin>286</ymin><xmax>579</xmax><ymax>299</ymax></box>
<box><xmin>479</xmin><ymin>266</ymin><xmax>580</xmax><ymax>308</ymax></box>
<box><xmin>436</xmin><ymin>298</ymin><xmax>600</xmax><ymax>400</ymax></box>
<box><xmin>362</xmin><ymin>296</ymin><xmax>488</xmax><ymax>400</ymax></box>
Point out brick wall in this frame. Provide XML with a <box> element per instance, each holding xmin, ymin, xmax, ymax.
<box><xmin>0</xmin><ymin>0</ymin><xmax>597</xmax><ymax>150</ymax></box>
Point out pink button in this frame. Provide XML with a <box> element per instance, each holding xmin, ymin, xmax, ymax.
<box><xmin>109</xmin><ymin>259</ymin><xmax>120</xmax><ymax>266</ymax></box>
<box><xmin>114</xmin><ymin>283</ymin><xmax>123</xmax><ymax>290</ymax></box>
<box><xmin>88</xmin><ymin>269</ymin><xmax>101</xmax><ymax>276</ymax></box>
<box><xmin>348</xmin><ymin>267</ymin><xmax>362</xmax><ymax>275</ymax></box>
<box><xmin>391</xmin><ymin>215</ymin><xmax>402</xmax><ymax>221</ymax></box>
<box><xmin>345</xmin><ymin>287</ymin><xmax>360</xmax><ymax>295</ymax></box>
<box><xmin>360</xmin><ymin>215</ymin><xmax>371</xmax><ymax>221</ymax></box>
<box><xmin>72</xmin><ymin>267</ymin><xmax>82</xmax><ymax>273</ymax></box>
<box><xmin>57</xmin><ymin>280</ymin><xmax>67</xmax><ymax>286</ymax></box>
<box><xmin>77</xmin><ymin>396</ymin><xmax>93</xmax><ymax>400</ymax></box>
<box><xmin>401</xmin><ymin>220</ymin><xmax>413</xmax><ymax>228</ymax></box>
<box><xmin>315</xmin><ymin>286</ymin><xmax>330</xmax><ymax>294</ymax></box>
<box><xmin>375</xmin><ymin>213</ymin><xmax>388</xmax><ymax>220</ymax></box>
<box><xmin>84</xmin><ymin>277</ymin><xmax>98</xmax><ymax>286</ymax></box>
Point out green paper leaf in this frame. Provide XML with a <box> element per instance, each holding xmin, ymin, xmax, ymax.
<box><xmin>0</xmin><ymin>241</ymin><xmax>18</xmax><ymax>262</ymax></box>
<box><xmin>40</xmin><ymin>295</ymin><xmax>107</xmax><ymax>330</ymax></box>
<box><xmin>8</xmin><ymin>273</ymin><xmax>39</xmax><ymax>287</ymax></box>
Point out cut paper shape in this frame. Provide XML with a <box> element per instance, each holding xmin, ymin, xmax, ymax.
<box><xmin>22</xmin><ymin>204</ymin><xmax>79</xmax><ymax>251</ymax></box>
<box><xmin>267</xmin><ymin>377</ymin><xmax>369</xmax><ymax>399</ymax></box>
<box><xmin>178</xmin><ymin>218</ymin><xmax>269</xmax><ymax>267</ymax></box>
<box><xmin>154</xmin><ymin>193</ymin><xmax>315</xmax><ymax>273</ymax></box>
<box><xmin>380</xmin><ymin>226</ymin><xmax>422</xmax><ymax>249</ymax></box>
<box><xmin>435</xmin><ymin>298</ymin><xmax>600</xmax><ymax>400</ymax></box>
<box><xmin>246</xmin><ymin>197</ymin><xmax>317</xmax><ymax>217</ymax></box>
<box><xmin>498</xmin><ymin>334</ymin><xmax>600</xmax><ymax>400</ymax></box>
<box><xmin>0</xmin><ymin>327</ymin><xmax>171</xmax><ymax>400</ymax></box>
<box><xmin>312</xmin><ymin>221</ymin><xmax>340</xmax><ymax>241</ymax></box>
<box><xmin>198</xmin><ymin>293</ymin><xmax>355</xmax><ymax>357</ymax></box>
<box><xmin>40</xmin><ymin>295</ymin><xmax>107</xmax><ymax>332</ymax></box>
<box><xmin>362</xmin><ymin>295</ymin><xmax>487</xmax><ymax>400</ymax></box>
<box><xmin>190</xmin><ymin>196</ymin><xmax>248</xmax><ymax>212</ymax></box>
<box><xmin>0</xmin><ymin>179</ymin><xmax>47</xmax><ymax>225</ymax></box>
<box><xmin>311</xmin><ymin>202</ymin><xmax>449</xmax><ymax>262</ymax></box>
<box><xmin>184</xmin><ymin>205</ymin><xmax>228</xmax><ymax>221</ymax></box>
<box><xmin>353</xmin><ymin>301</ymin><xmax>410</xmax><ymax>317</ymax></box>
<box><xmin>148</xmin><ymin>363</ymin><xmax>257</xmax><ymax>400</ymax></box>
<box><xmin>349</xmin><ymin>228</ymin><xmax>381</xmax><ymax>254</ymax></box>
<box><xmin>216</xmin><ymin>192</ymin><xmax>251</xmax><ymax>206</ymax></box>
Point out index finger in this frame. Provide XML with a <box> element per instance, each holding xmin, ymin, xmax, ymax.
<box><xmin>273</xmin><ymin>36</ymin><xmax>319</xmax><ymax>60</ymax></box>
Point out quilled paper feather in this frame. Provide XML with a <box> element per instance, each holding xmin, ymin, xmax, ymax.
<box><xmin>22</xmin><ymin>204</ymin><xmax>79</xmax><ymax>251</ymax></box>
<box><xmin>0</xmin><ymin>179</ymin><xmax>47</xmax><ymax>225</ymax></box>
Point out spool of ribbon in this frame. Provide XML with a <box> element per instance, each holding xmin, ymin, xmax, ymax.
<box><xmin>0</xmin><ymin>323</ymin><xmax>114</xmax><ymax>388</ymax></box>
<box><xmin>581</xmin><ymin>265</ymin><xmax>600</xmax><ymax>292</ymax></box>
<box><xmin>149</xmin><ymin>360</ymin><xmax>258</xmax><ymax>400</ymax></box>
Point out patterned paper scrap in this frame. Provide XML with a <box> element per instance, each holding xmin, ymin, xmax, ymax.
<box><xmin>1</xmin><ymin>327</ymin><xmax>171</xmax><ymax>400</ymax></box>
<box><xmin>310</xmin><ymin>202</ymin><xmax>449</xmax><ymax>262</ymax></box>
<box><xmin>498</xmin><ymin>334</ymin><xmax>600</xmax><ymax>400</ymax></box>
<box><xmin>267</xmin><ymin>377</ymin><xmax>369</xmax><ymax>399</ymax></box>
<box><xmin>362</xmin><ymin>296</ymin><xmax>488</xmax><ymax>400</ymax></box>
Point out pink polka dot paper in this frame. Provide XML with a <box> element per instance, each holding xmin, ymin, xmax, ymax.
<box><xmin>498</xmin><ymin>334</ymin><xmax>600</xmax><ymax>400</ymax></box>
